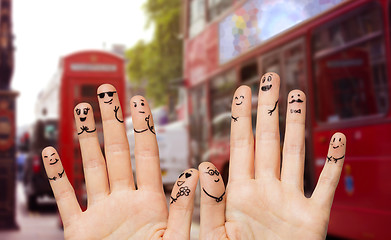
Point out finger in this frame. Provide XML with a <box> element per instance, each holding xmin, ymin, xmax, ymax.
<box><xmin>229</xmin><ymin>85</ymin><xmax>254</xmax><ymax>181</ymax></box>
<box><xmin>42</xmin><ymin>147</ymin><xmax>81</xmax><ymax>227</ymax></box>
<box><xmin>74</xmin><ymin>103</ymin><xmax>109</xmax><ymax>205</ymax></box>
<box><xmin>130</xmin><ymin>96</ymin><xmax>162</xmax><ymax>191</ymax></box>
<box><xmin>97</xmin><ymin>84</ymin><xmax>134</xmax><ymax>191</ymax></box>
<box><xmin>255</xmin><ymin>72</ymin><xmax>281</xmax><ymax>179</ymax></box>
<box><xmin>312</xmin><ymin>133</ymin><xmax>346</xmax><ymax>208</ymax></box>
<box><xmin>166</xmin><ymin>169</ymin><xmax>199</xmax><ymax>239</ymax></box>
<box><xmin>281</xmin><ymin>90</ymin><xmax>306</xmax><ymax>190</ymax></box>
<box><xmin>199</xmin><ymin>162</ymin><xmax>226</xmax><ymax>238</ymax></box>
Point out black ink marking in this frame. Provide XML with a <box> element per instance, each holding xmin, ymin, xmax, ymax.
<box><xmin>139</xmin><ymin>111</ymin><xmax>145</xmax><ymax>114</ymax></box>
<box><xmin>234</xmin><ymin>95</ymin><xmax>244</xmax><ymax>105</ymax></box>
<box><xmin>327</xmin><ymin>155</ymin><xmax>345</xmax><ymax>163</ymax></box>
<box><xmin>58</xmin><ymin>169</ymin><xmax>65</xmax><ymax>178</ymax></box>
<box><xmin>134</xmin><ymin>128</ymin><xmax>148</xmax><ymax>133</ymax></box>
<box><xmin>78</xmin><ymin>126</ymin><xmax>96</xmax><ymax>135</ymax></box>
<box><xmin>289</xmin><ymin>99</ymin><xmax>304</xmax><ymax>104</ymax></box>
<box><xmin>76</xmin><ymin>108</ymin><xmax>81</xmax><ymax>115</ymax></box>
<box><xmin>268</xmin><ymin>100</ymin><xmax>278</xmax><ymax>116</ymax></box>
<box><xmin>170</xmin><ymin>186</ymin><xmax>191</xmax><ymax>204</ymax></box>
<box><xmin>49</xmin><ymin>158</ymin><xmax>59</xmax><ymax>165</ymax></box>
<box><xmin>261</xmin><ymin>85</ymin><xmax>272</xmax><ymax>91</ymax></box>
<box><xmin>114</xmin><ymin>106</ymin><xmax>124</xmax><ymax>123</ymax></box>
<box><xmin>48</xmin><ymin>176</ymin><xmax>57</xmax><ymax>181</ymax></box>
<box><xmin>231</xmin><ymin>115</ymin><xmax>238</xmax><ymax>122</ymax></box>
<box><xmin>290</xmin><ymin>109</ymin><xmax>301</xmax><ymax>114</ymax></box>
<box><xmin>185</xmin><ymin>172</ymin><xmax>191</xmax><ymax>178</ymax></box>
<box><xmin>51</xmin><ymin>153</ymin><xmax>55</xmax><ymax>156</ymax></box>
<box><xmin>105</xmin><ymin>99</ymin><xmax>113</xmax><ymax>104</ymax></box>
<box><xmin>43</xmin><ymin>156</ymin><xmax>48</xmax><ymax>158</ymax></box>
<box><xmin>202</xmin><ymin>187</ymin><xmax>225</xmax><ymax>203</ymax></box>
<box><xmin>98</xmin><ymin>91</ymin><xmax>116</xmax><ymax>99</ymax></box>
<box><xmin>206</xmin><ymin>168</ymin><xmax>220</xmax><ymax>176</ymax></box>
<box><xmin>177</xmin><ymin>181</ymin><xmax>185</xmax><ymax>186</ymax></box>
<box><xmin>80</xmin><ymin>117</ymin><xmax>86</xmax><ymax>122</ymax></box>
<box><xmin>146</xmin><ymin>115</ymin><xmax>155</xmax><ymax>134</ymax></box>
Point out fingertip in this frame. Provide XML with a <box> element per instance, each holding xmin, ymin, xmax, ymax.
<box><xmin>97</xmin><ymin>83</ymin><xmax>116</xmax><ymax>94</ymax></box>
<box><xmin>42</xmin><ymin>146</ymin><xmax>57</xmax><ymax>157</ymax></box>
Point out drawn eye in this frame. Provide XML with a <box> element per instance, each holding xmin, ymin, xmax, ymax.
<box><xmin>262</xmin><ymin>77</ymin><xmax>266</xmax><ymax>83</ymax></box>
<box><xmin>107</xmin><ymin>92</ymin><xmax>115</xmax><ymax>97</ymax></box>
<box><xmin>98</xmin><ymin>93</ymin><xmax>105</xmax><ymax>98</ymax></box>
<box><xmin>291</xmin><ymin>95</ymin><xmax>294</xmax><ymax>98</ymax></box>
<box><xmin>133</xmin><ymin>102</ymin><xmax>137</xmax><ymax>107</ymax></box>
<box><xmin>339</xmin><ymin>138</ymin><xmax>341</xmax><ymax>142</ymax></box>
<box><xmin>214</xmin><ymin>170</ymin><xmax>220</xmax><ymax>176</ymax></box>
<box><xmin>207</xmin><ymin>169</ymin><xmax>215</xmax><ymax>176</ymax></box>
<box><xmin>141</xmin><ymin>102</ymin><xmax>145</xmax><ymax>106</ymax></box>
<box><xmin>240</xmin><ymin>95</ymin><xmax>244</xmax><ymax>99</ymax></box>
<box><xmin>267</xmin><ymin>76</ymin><xmax>272</xmax><ymax>82</ymax></box>
<box><xmin>298</xmin><ymin>94</ymin><xmax>300</xmax><ymax>97</ymax></box>
<box><xmin>76</xmin><ymin>109</ymin><xmax>81</xmax><ymax>115</ymax></box>
<box><xmin>83</xmin><ymin>108</ymin><xmax>90</xmax><ymax>115</ymax></box>
<box><xmin>235</xmin><ymin>96</ymin><xmax>238</xmax><ymax>100</ymax></box>
<box><xmin>333</xmin><ymin>138</ymin><xmax>335</xmax><ymax>142</ymax></box>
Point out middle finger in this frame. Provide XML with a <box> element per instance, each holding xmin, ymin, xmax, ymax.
<box><xmin>255</xmin><ymin>72</ymin><xmax>281</xmax><ymax>179</ymax></box>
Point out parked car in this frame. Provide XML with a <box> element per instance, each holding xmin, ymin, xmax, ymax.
<box><xmin>23</xmin><ymin>119</ymin><xmax>58</xmax><ymax>210</ymax></box>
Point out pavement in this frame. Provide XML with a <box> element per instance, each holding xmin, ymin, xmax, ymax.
<box><xmin>0</xmin><ymin>182</ymin><xmax>200</xmax><ymax>240</ymax></box>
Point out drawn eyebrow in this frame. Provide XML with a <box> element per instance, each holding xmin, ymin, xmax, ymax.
<box><xmin>207</xmin><ymin>167</ymin><xmax>210</xmax><ymax>169</ymax></box>
<box><xmin>51</xmin><ymin>153</ymin><xmax>55</xmax><ymax>156</ymax></box>
<box><xmin>140</xmin><ymin>99</ymin><xmax>144</xmax><ymax>102</ymax></box>
<box><xmin>133</xmin><ymin>101</ymin><xmax>137</xmax><ymax>104</ymax></box>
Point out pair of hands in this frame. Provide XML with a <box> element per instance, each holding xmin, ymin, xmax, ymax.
<box><xmin>42</xmin><ymin>72</ymin><xmax>346</xmax><ymax>240</ymax></box>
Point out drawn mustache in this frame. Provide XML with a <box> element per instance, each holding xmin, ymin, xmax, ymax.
<box><xmin>289</xmin><ymin>99</ymin><xmax>304</xmax><ymax>104</ymax></box>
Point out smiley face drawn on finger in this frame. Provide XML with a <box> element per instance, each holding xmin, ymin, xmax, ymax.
<box><xmin>132</xmin><ymin>98</ymin><xmax>155</xmax><ymax>135</ymax></box>
<box><xmin>44</xmin><ymin>152</ymin><xmax>59</xmax><ymax>166</ymax></box>
<box><xmin>177</xmin><ymin>170</ymin><xmax>193</xmax><ymax>187</ymax></box>
<box><xmin>261</xmin><ymin>73</ymin><xmax>274</xmax><ymax>91</ymax></box>
<box><xmin>234</xmin><ymin>95</ymin><xmax>244</xmax><ymax>105</ymax></box>
<box><xmin>327</xmin><ymin>135</ymin><xmax>346</xmax><ymax>163</ymax></box>
<box><xmin>202</xmin><ymin>167</ymin><xmax>225</xmax><ymax>202</ymax></box>
<box><xmin>97</xmin><ymin>91</ymin><xmax>116</xmax><ymax>105</ymax></box>
<box><xmin>75</xmin><ymin>106</ymin><xmax>96</xmax><ymax>135</ymax></box>
<box><xmin>170</xmin><ymin>170</ymin><xmax>194</xmax><ymax>204</ymax></box>
<box><xmin>43</xmin><ymin>151</ymin><xmax>65</xmax><ymax>181</ymax></box>
<box><xmin>289</xmin><ymin>93</ymin><xmax>304</xmax><ymax>114</ymax></box>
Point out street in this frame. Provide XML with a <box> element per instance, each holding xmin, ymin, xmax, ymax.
<box><xmin>0</xmin><ymin>182</ymin><xmax>200</xmax><ymax>240</ymax></box>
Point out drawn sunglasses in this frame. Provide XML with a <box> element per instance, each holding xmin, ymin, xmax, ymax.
<box><xmin>98</xmin><ymin>91</ymin><xmax>116</xmax><ymax>98</ymax></box>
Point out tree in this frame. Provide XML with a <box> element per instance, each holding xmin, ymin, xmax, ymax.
<box><xmin>126</xmin><ymin>0</ymin><xmax>182</xmax><ymax>106</ymax></box>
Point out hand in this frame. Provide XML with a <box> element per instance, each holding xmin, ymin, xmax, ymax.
<box><xmin>42</xmin><ymin>84</ymin><xmax>199</xmax><ymax>240</ymax></box>
<box><xmin>199</xmin><ymin>73</ymin><xmax>346</xmax><ymax>240</ymax></box>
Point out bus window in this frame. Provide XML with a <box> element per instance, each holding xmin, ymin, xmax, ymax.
<box><xmin>210</xmin><ymin>70</ymin><xmax>236</xmax><ymax>140</ymax></box>
<box><xmin>240</xmin><ymin>61</ymin><xmax>259</xmax><ymax>132</ymax></box>
<box><xmin>283</xmin><ymin>41</ymin><xmax>306</xmax><ymax>93</ymax></box>
<box><xmin>312</xmin><ymin>4</ymin><xmax>388</xmax><ymax>123</ymax></box>
<box><xmin>208</xmin><ymin>0</ymin><xmax>233</xmax><ymax>22</ymax></box>
<box><xmin>189</xmin><ymin>0</ymin><xmax>206</xmax><ymax>38</ymax></box>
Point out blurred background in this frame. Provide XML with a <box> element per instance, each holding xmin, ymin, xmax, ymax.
<box><xmin>0</xmin><ymin>0</ymin><xmax>390</xmax><ymax>239</ymax></box>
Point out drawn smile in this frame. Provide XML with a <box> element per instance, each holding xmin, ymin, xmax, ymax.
<box><xmin>235</xmin><ymin>101</ymin><xmax>243</xmax><ymax>105</ymax></box>
<box><xmin>80</xmin><ymin>117</ymin><xmax>86</xmax><ymax>122</ymax></box>
<box><xmin>139</xmin><ymin>111</ymin><xmax>145</xmax><ymax>114</ymax></box>
<box><xmin>214</xmin><ymin>179</ymin><xmax>220</xmax><ymax>182</ymax></box>
<box><xmin>104</xmin><ymin>99</ymin><xmax>113</xmax><ymax>104</ymax></box>
<box><xmin>333</xmin><ymin>145</ymin><xmax>340</xmax><ymax>149</ymax></box>
<box><xmin>261</xmin><ymin>85</ymin><xmax>272</xmax><ymax>91</ymax></box>
<box><xmin>49</xmin><ymin>158</ymin><xmax>59</xmax><ymax>165</ymax></box>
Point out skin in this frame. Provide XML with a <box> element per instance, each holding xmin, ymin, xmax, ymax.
<box><xmin>199</xmin><ymin>73</ymin><xmax>346</xmax><ymax>240</ymax></box>
<box><xmin>42</xmin><ymin>84</ymin><xmax>199</xmax><ymax>240</ymax></box>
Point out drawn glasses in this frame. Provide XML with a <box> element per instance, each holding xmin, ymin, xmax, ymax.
<box><xmin>98</xmin><ymin>91</ymin><xmax>116</xmax><ymax>99</ymax></box>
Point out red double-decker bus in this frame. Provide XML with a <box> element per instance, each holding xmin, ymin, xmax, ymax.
<box><xmin>183</xmin><ymin>0</ymin><xmax>391</xmax><ymax>238</ymax></box>
<box><xmin>36</xmin><ymin>50</ymin><xmax>125</xmax><ymax>208</ymax></box>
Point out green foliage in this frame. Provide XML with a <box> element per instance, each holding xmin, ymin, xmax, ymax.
<box><xmin>125</xmin><ymin>0</ymin><xmax>182</xmax><ymax>106</ymax></box>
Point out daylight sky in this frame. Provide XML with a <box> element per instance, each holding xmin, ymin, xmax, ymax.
<box><xmin>12</xmin><ymin>0</ymin><xmax>153</xmax><ymax>127</ymax></box>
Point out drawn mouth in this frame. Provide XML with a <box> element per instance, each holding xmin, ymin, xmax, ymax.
<box><xmin>214</xmin><ymin>179</ymin><xmax>220</xmax><ymax>182</ymax></box>
<box><xmin>80</xmin><ymin>117</ymin><xmax>86</xmax><ymax>122</ymax></box>
<box><xmin>104</xmin><ymin>99</ymin><xmax>113</xmax><ymax>104</ymax></box>
<box><xmin>139</xmin><ymin>111</ymin><xmax>145</xmax><ymax>114</ymax></box>
<box><xmin>235</xmin><ymin>102</ymin><xmax>243</xmax><ymax>105</ymax></box>
<box><xmin>49</xmin><ymin>159</ymin><xmax>59</xmax><ymax>165</ymax></box>
<box><xmin>261</xmin><ymin>85</ymin><xmax>272</xmax><ymax>91</ymax></box>
<box><xmin>177</xmin><ymin>180</ymin><xmax>185</xmax><ymax>186</ymax></box>
<box><xmin>333</xmin><ymin>146</ymin><xmax>340</xmax><ymax>149</ymax></box>
<box><xmin>289</xmin><ymin>99</ymin><xmax>304</xmax><ymax>104</ymax></box>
